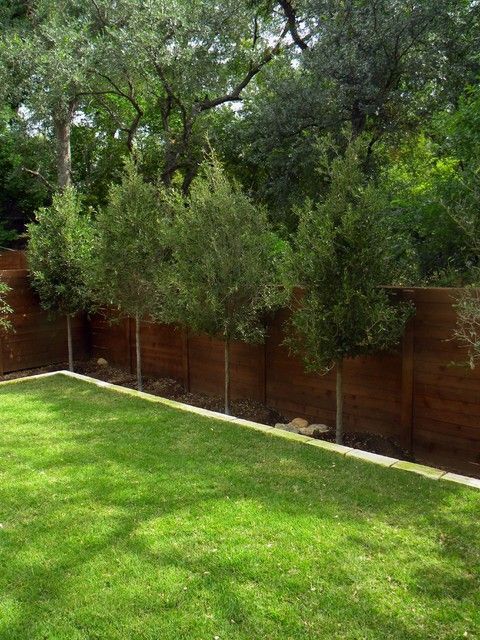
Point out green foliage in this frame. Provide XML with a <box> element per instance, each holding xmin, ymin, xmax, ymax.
<box><xmin>287</xmin><ymin>139</ymin><xmax>413</xmax><ymax>374</ymax></box>
<box><xmin>377</xmin><ymin>86</ymin><xmax>480</xmax><ymax>284</ymax></box>
<box><xmin>0</xmin><ymin>221</ymin><xmax>18</xmax><ymax>248</ymax></box>
<box><xmin>92</xmin><ymin>157</ymin><xmax>170</xmax><ymax>320</ymax></box>
<box><xmin>453</xmin><ymin>287</ymin><xmax>480</xmax><ymax>370</ymax></box>
<box><xmin>0</xmin><ymin>106</ymin><xmax>52</xmax><ymax>233</ymax></box>
<box><xmin>0</xmin><ymin>277</ymin><xmax>13</xmax><ymax>332</ymax></box>
<box><xmin>166</xmin><ymin>153</ymin><xmax>287</xmax><ymax>343</ymax></box>
<box><xmin>27</xmin><ymin>187</ymin><xmax>94</xmax><ymax>315</ymax></box>
<box><xmin>221</xmin><ymin>0</ymin><xmax>479</xmax><ymax>228</ymax></box>
<box><xmin>377</xmin><ymin>134</ymin><xmax>463</xmax><ymax>282</ymax></box>
<box><xmin>436</xmin><ymin>87</ymin><xmax>480</xmax><ymax>264</ymax></box>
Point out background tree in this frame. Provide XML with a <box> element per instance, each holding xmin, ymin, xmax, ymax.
<box><xmin>27</xmin><ymin>187</ymin><xmax>94</xmax><ymax>371</ymax></box>
<box><xmin>92</xmin><ymin>157</ymin><xmax>169</xmax><ymax>392</ymax></box>
<box><xmin>220</xmin><ymin>0</ymin><xmax>479</xmax><ymax>229</ymax></box>
<box><xmin>377</xmin><ymin>84</ymin><xmax>480</xmax><ymax>285</ymax></box>
<box><xmin>85</xmin><ymin>0</ymin><xmax>289</xmax><ymax>193</ymax></box>
<box><xmin>286</xmin><ymin>139</ymin><xmax>413</xmax><ymax>443</ymax></box>
<box><xmin>0</xmin><ymin>0</ymin><xmax>100</xmax><ymax>191</ymax></box>
<box><xmin>167</xmin><ymin>153</ymin><xmax>287</xmax><ymax>414</ymax></box>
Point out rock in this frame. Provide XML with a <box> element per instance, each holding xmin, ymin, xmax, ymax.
<box><xmin>298</xmin><ymin>424</ymin><xmax>330</xmax><ymax>437</ymax></box>
<box><xmin>97</xmin><ymin>357</ymin><xmax>108</xmax><ymax>366</ymax></box>
<box><xmin>274</xmin><ymin>423</ymin><xmax>299</xmax><ymax>433</ymax></box>
<box><xmin>289</xmin><ymin>417</ymin><xmax>309</xmax><ymax>429</ymax></box>
<box><xmin>309</xmin><ymin>423</ymin><xmax>330</xmax><ymax>434</ymax></box>
<box><xmin>297</xmin><ymin>426</ymin><xmax>317</xmax><ymax>437</ymax></box>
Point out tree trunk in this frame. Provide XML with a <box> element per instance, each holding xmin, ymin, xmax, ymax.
<box><xmin>224</xmin><ymin>338</ymin><xmax>230</xmax><ymax>415</ymax></box>
<box><xmin>54</xmin><ymin>115</ymin><xmax>72</xmax><ymax>190</ymax></box>
<box><xmin>135</xmin><ymin>312</ymin><xmax>143</xmax><ymax>392</ymax></box>
<box><xmin>66</xmin><ymin>314</ymin><xmax>73</xmax><ymax>372</ymax></box>
<box><xmin>335</xmin><ymin>359</ymin><xmax>344</xmax><ymax>444</ymax></box>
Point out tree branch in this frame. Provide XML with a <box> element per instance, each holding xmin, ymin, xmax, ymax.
<box><xmin>196</xmin><ymin>29</ymin><xmax>288</xmax><ymax>112</ymax></box>
<box><xmin>278</xmin><ymin>0</ymin><xmax>309</xmax><ymax>51</ymax></box>
<box><xmin>21</xmin><ymin>168</ymin><xmax>55</xmax><ymax>191</ymax></box>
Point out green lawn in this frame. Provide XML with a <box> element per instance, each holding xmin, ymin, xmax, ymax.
<box><xmin>0</xmin><ymin>376</ymin><xmax>479</xmax><ymax>640</ymax></box>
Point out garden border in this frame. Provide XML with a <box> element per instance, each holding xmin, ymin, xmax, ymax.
<box><xmin>2</xmin><ymin>370</ymin><xmax>480</xmax><ymax>490</ymax></box>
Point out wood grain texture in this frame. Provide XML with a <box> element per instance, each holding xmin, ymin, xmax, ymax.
<box><xmin>0</xmin><ymin>266</ymin><xmax>88</xmax><ymax>372</ymax></box>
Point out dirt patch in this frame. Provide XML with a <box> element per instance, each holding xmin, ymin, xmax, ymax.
<box><xmin>2</xmin><ymin>358</ymin><xmax>412</xmax><ymax>461</ymax></box>
<box><xmin>319</xmin><ymin>430</ymin><xmax>413</xmax><ymax>460</ymax></box>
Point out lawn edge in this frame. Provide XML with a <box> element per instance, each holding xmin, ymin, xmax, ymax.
<box><xmin>2</xmin><ymin>370</ymin><xmax>479</xmax><ymax>490</ymax></box>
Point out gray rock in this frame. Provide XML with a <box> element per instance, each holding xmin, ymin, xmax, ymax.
<box><xmin>298</xmin><ymin>424</ymin><xmax>330</xmax><ymax>437</ymax></box>
<box><xmin>97</xmin><ymin>357</ymin><xmax>108</xmax><ymax>366</ymax></box>
<box><xmin>274</xmin><ymin>423</ymin><xmax>299</xmax><ymax>433</ymax></box>
<box><xmin>309</xmin><ymin>424</ymin><xmax>330</xmax><ymax>434</ymax></box>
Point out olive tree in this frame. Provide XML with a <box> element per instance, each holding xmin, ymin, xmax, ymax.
<box><xmin>0</xmin><ymin>278</ymin><xmax>13</xmax><ymax>332</ymax></box>
<box><xmin>166</xmin><ymin>153</ymin><xmax>287</xmax><ymax>414</ymax></box>
<box><xmin>93</xmin><ymin>157</ymin><xmax>170</xmax><ymax>392</ymax></box>
<box><xmin>27</xmin><ymin>187</ymin><xmax>94</xmax><ymax>371</ymax></box>
<box><xmin>286</xmin><ymin>140</ymin><xmax>413</xmax><ymax>443</ymax></box>
<box><xmin>453</xmin><ymin>287</ymin><xmax>480</xmax><ymax>369</ymax></box>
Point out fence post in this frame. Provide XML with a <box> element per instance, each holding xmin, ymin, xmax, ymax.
<box><xmin>125</xmin><ymin>316</ymin><xmax>133</xmax><ymax>373</ymax></box>
<box><xmin>400</xmin><ymin>290</ymin><xmax>415</xmax><ymax>454</ymax></box>
<box><xmin>260</xmin><ymin>338</ymin><xmax>267</xmax><ymax>405</ymax></box>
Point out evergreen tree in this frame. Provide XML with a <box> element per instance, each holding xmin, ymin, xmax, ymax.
<box><xmin>166</xmin><ymin>153</ymin><xmax>287</xmax><ymax>414</ymax></box>
<box><xmin>286</xmin><ymin>140</ymin><xmax>413</xmax><ymax>443</ymax></box>
<box><xmin>93</xmin><ymin>157</ymin><xmax>170</xmax><ymax>392</ymax></box>
<box><xmin>27</xmin><ymin>187</ymin><xmax>94</xmax><ymax>371</ymax></box>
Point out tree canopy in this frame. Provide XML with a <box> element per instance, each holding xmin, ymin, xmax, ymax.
<box><xmin>165</xmin><ymin>152</ymin><xmax>287</xmax><ymax>413</ymax></box>
<box><xmin>0</xmin><ymin>0</ymin><xmax>479</xmax><ymax>288</ymax></box>
<box><xmin>285</xmin><ymin>138</ymin><xmax>414</xmax><ymax>441</ymax></box>
<box><xmin>26</xmin><ymin>186</ymin><xmax>94</xmax><ymax>370</ymax></box>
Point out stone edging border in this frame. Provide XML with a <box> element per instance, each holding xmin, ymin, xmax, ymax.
<box><xmin>1</xmin><ymin>370</ymin><xmax>479</xmax><ymax>491</ymax></box>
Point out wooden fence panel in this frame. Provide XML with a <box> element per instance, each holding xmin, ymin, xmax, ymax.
<box><xmin>411</xmin><ymin>288</ymin><xmax>480</xmax><ymax>476</ymax></box>
<box><xmin>265</xmin><ymin>308</ymin><xmax>403</xmax><ymax>437</ymax></box>
<box><xmin>0</xmin><ymin>250</ymin><xmax>27</xmax><ymax>270</ymax></box>
<box><xmin>131</xmin><ymin>319</ymin><xmax>184</xmax><ymax>381</ymax></box>
<box><xmin>89</xmin><ymin>312</ymin><xmax>131</xmax><ymax>370</ymax></box>
<box><xmin>0</xmin><ymin>268</ymin><xmax>88</xmax><ymax>373</ymax></box>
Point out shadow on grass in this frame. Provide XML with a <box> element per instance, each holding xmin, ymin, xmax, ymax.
<box><xmin>0</xmin><ymin>377</ymin><xmax>479</xmax><ymax>639</ymax></box>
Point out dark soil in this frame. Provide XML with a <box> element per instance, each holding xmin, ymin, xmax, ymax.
<box><xmin>1</xmin><ymin>358</ymin><xmax>412</xmax><ymax>461</ymax></box>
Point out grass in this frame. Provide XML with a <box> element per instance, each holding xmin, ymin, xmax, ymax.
<box><xmin>0</xmin><ymin>375</ymin><xmax>479</xmax><ymax>640</ymax></box>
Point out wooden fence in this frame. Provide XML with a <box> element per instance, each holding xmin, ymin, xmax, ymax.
<box><xmin>0</xmin><ymin>251</ymin><xmax>88</xmax><ymax>373</ymax></box>
<box><xmin>1</xmin><ymin>250</ymin><xmax>479</xmax><ymax>477</ymax></box>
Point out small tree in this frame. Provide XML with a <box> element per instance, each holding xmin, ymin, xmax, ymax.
<box><xmin>286</xmin><ymin>141</ymin><xmax>413</xmax><ymax>443</ymax></box>
<box><xmin>0</xmin><ymin>278</ymin><xmax>13</xmax><ymax>333</ymax></box>
<box><xmin>27</xmin><ymin>187</ymin><xmax>93</xmax><ymax>371</ymax></box>
<box><xmin>453</xmin><ymin>286</ymin><xmax>480</xmax><ymax>369</ymax></box>
<box><xmin>93</xmin><ymin>157</ymin><xmax>169</xmax><ymax>392</ymax></box>
<box><xmin>167</xmin><ymin>153</ymin><xmax>287</xmax><ymax>415</ymax></box>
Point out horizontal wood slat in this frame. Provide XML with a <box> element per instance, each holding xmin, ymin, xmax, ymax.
<box><xmin>0</xmin><ymin>254</ymin><xmax>89</xmax><ymax>373</ymax></box>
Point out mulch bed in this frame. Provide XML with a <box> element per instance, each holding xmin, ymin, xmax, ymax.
<box><xmin>1</xmin><ymin>358</ymin><xmax>412</xmax><ymax>460</ymax></box>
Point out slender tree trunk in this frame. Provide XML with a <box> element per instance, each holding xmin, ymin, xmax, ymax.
<box><xmin>224</xmin><ymin>338</ymin><xmax>230</xmax><ymax>415</ymax></box>
<box><xmin>135</xmin><ymin>312</ymin><xmax>142</xmax><ymax>392</ymax></box>
<box><xmin>54</xmin><ymin>115</ymin><xmax>72</xmax><ymax>190</ymax></box>
<box><xmin>336</xmin><ymin>359</ymin><xmax>344</xmax><ymax>444</ymax></box>
<box><xmin>66</xmin><ymin>314</ymin><xmax>73</xmax><ymax>372</ymax></box>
